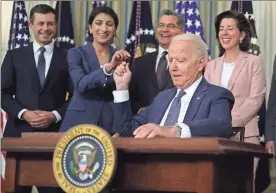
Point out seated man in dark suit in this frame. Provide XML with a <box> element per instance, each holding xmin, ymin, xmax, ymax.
<box><xmin>130</xmin><ymin>9</ymin><xmax>183</xmax><ymax>113</ymax></box>
<box><xmin>112</xmin><ymin>34</ymin><xmax>234</xmax><ymax>138</ymax></box>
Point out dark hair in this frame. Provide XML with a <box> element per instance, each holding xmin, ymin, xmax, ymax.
<box><xmin>215</xmin><ymin>10</ymin><xmax>252</xmax><ymax>56</ymax></box>
<box><xmin>88</xmin><ymin>6</ymin><xmax>119</xmax><ymax>37</ymax></box>
<box><xmin>30</xmin><ymin>4</ymin><xmax>57</xmax><ymax>24</ymax></box>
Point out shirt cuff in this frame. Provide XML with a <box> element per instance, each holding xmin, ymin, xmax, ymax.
<box><xmin>103</xmin><ymin>63</ymin><xmax>113</xmax><ymax>76</ymax></box>
<box><xmin>52</xmin><ymin>110</ymin><xmax>62</xmax><ymax>123</ymax></box>
<box><xmin>178</xmin><ymin>122</ymin><xmax>191</xmax><ymax>138</ymax></box>
<box><xmin>18</xmin><ymin>109</ymin><xmax>28</xmax><ymax>120</ymax></box>
<box><xmin>113</xmin><ymin>90</ymin><xmax>129</xmax><ymax>103</ymax></box>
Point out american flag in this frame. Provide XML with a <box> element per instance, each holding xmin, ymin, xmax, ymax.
<box><xmin>175</xmin><ymin>1</ymin><xmax>210</xmax><ymax>55</ymax></box>
<box><xmin>125</xmin><ymin>1</ymin><xmax>157</xmax><ymax>62</ymax></box>
<box><xmin>8</xmin><ymin>1</ymin><xmax>30</xmax><ymax>49</ymax></box>
<box><xmin>231</xmin><ymin>1</ymin><xmax>261</xmax><ymax>56</ymax></box>
<box><xmin>55</xmin><ymin>1</ymin><xmax>75</xmax><ymax>50</ymax></box>
<box><xmin>1</xmin><ymin>1</ymin><xmax>30</xmax><ymax>192</ymax></box>
<box><xmin>92</xmin><ymin>0</ymin><xmax>106</xmax><ymax>8</ymax></box>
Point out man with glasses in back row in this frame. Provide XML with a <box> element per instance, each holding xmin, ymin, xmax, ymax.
<box><xmin>129</xmin><ymin>9</ymin><xmax>184</xmax><ymax>114</ymax></box>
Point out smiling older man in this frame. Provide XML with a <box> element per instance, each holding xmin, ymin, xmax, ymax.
<box><xmin>112</xmin><ymin>34</ymin><xmax>235</xmax><ymax>139</ymax></box>
<box><xmin>129</xmin><ymin>10</ymin><xmax>183</xmax><ymax>114</ymax></box>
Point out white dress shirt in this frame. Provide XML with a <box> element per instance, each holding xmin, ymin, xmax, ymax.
<box><xmin>18</xmin><ymin>40</ymin><xmax>61</xmax><ymax>122</ymax></box>
<box><xmin>155</xmin><ymin>46</ymin><xmax>168</xmax><ymax>72</ymax></box>
<box><xmin>113</xmin><ymin>76</ymin><xmax>203</xmax><ymax>138</ymax></box>
<box><xmin>220</xmin><ymin>61</ymin><xmax>235</xmax><ymax>88</ymax></box>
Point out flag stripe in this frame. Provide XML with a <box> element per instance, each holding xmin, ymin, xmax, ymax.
<box><xmin>1</xmin><ymin>111</ymin><xmax>8</xmax><ymax>136</ymax></box>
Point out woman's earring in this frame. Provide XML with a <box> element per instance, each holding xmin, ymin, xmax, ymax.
<box><xmin>239</xmin><ymin>40</ymin><xmax>243</xmax><ymax>43</ymax></box>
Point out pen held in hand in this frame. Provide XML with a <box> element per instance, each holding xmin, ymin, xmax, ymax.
<box><xmin>125</xmin><ymin>56</ymin><xmax>130</xmax><ymax>64</ymax></box>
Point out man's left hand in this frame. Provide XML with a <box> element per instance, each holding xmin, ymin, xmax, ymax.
<box><xmin>133</xmin><ymin>123</ymin><xmax>176</xmax><ymax>138</ymax></box>
<box><xmin>113</xmin><ymin>62</ymin><xmax>131</xmax><ymax>90</ymax></box>
<box><xmin>31</xmin><ymin>110</ymin><xmax>56</xmax><ymax>129</ymax></box>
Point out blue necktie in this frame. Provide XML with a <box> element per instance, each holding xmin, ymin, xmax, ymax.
<box><xmin>37</xmin><ymin>47</ymin><xmax>46</xmax><ymax>87</ymax></box>
<box><xmin>164</xmin><ymin>90</ymin><xmax>186</xmax><ymax>126</ymax></box>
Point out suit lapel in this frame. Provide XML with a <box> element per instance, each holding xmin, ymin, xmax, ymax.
<box><xmin>109</xmin><ymin>46</ymin><xmax>116</xmax><ymax>61</ymax></box>
<box><xmin>227</xmin><ymin>52</ymin><xmax>247</xmax><ymax>91</ymax></box>
<box><xmin>154</xmin><ymin>87</ymin><xmax>177</xmax><ymax>123</ymax></box>
<box><xmin>158</xmin><ymin>69</ymin><xmax>171</xmax><ymax>91</ymax></box>
<box><xmin>41</xmin><ymin>46</ymin><xmax>60</xmax><ymax>91</ymax></box>
<box><xmin>83</xmin><ymin>43</ymin><xmax>117</xmax><ymax>73</ymax></box>
<box><xmin>83</xmin><ymin>43</ymin><xmax>101</xmax><ymax>72</ymax></box>
<box><xmin>25</xmin><ymin>43</ymin><xmax>41</xmax><ymax>90</ymax></box>
<box><xmin>146</xmin><ymin>52</ymin><xmax>159</xmax><ymax>92</ymax></box>
<box><xmin>151</xmin><ymin>50</ymin><xmax>171</xmax><ymax>92</ymax></box>
<box><xmin>214</xmin><ymin>56</ymin><xmax>224</xmax><ymax>86</ymax></box>
<box><xmin>184</xmin><ymin>78</ymin><xmax>208</xmax><ymax>122</ymax></box>
<box><xmin>152</xmin><ymin>49</ymin><xmax>171</xmax><ymax>91</ymax></box>
<box><xmin>106</xmin><ymin>46</ymin><xmax>117</xmax><ymax>87</ymax></box>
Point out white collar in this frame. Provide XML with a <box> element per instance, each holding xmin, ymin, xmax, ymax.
<box><xmin>33</xmin><ymin>40</ymin><xmax>54</xmax><ymax>54</ymax></box>
<box><xmin>158</xmin><ymin>45</ymin><xmax>167</xmax><ymax>56</ymax></box>
<box><xmin>177</xmin><ymin>76</ymin><xmax>203</xmax><ymax>99</ymax></box>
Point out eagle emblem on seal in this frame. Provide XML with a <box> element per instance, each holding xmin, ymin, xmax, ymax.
<box><xmin>69</xmin><ymin>142</ymin><xmax>100</xmax><ymax>181</ymax></box>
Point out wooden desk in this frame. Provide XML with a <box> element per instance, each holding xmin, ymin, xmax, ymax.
<box><xmin>2</xmin><ymin>137</ymin><xmax>271</xmax><ymax>193</ymax></box>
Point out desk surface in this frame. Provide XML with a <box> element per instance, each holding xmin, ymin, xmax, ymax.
<box><xmin>2</xmin><ymin>135</ymin><xmax>272</xmax><ymax>193</ymax></box>
<box><xmin>2</xmin><ymin>136</ymin><xmax>270</xmax><ymax>157</ymax></box>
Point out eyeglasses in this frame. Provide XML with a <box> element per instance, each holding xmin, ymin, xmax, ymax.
<box><xmin>157</xmin><ymin>23</ymin><xmax>179</xmax><ymax>30</ymax></box>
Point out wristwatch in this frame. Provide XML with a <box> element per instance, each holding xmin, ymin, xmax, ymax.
<box><xmin>171</xmin><ymin>124</ymin><xmax>182</xmax><ymax>138</ymax></box>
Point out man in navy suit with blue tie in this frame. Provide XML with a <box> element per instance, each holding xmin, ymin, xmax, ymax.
<box><xmin>1</xmin><ymin>5</ymin><xmax>71</xmax><ymax>192</ymax></box>
<box><xmin>112</xmin><ymin>34</ymin><xmax>235</xmax><ymax>138</ymax></box>
<box><xmin>1</xmin><ymin>4</ymin><xmax>72</xmax><ymax>139</ymax></box>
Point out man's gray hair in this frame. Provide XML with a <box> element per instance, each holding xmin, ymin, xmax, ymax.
<box><xmin>172</xmin><ymin>34</ymin><xmax>208</xmax><ymax>63</ymax></box>
<box><xmin>159</xmin><ymin>9</ymin><xmax>184</xmax><ymax>29</ymax></box>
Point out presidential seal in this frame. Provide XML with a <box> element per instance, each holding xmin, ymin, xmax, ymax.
<box><xmin>53</xmin><ymin>124</ymin><xmax>117</xmax><ymax>193</ymax></box>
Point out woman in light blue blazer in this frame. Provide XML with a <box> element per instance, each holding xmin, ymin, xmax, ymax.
<box><xmin>60</xmin><ymin>6</ymin><xmax>130</xmax><ymax>134</ymax></box>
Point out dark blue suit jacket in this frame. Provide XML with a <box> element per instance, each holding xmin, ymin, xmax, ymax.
<box><xmin>112</xmin><ymin>78</ymin><xmax>235</xmax><ymax>138</ymax></box>
<box><xmin>130</xmin><ymin>51</ymin><xmax>174</xmax><ymax>113</ymax></box>
<box><xmin>1</xmin><ymin>43</ymin><xmax>72</xmax><ymax>137</ymax></box>
<box><xmin>59</xmin><ymin>43</ymin><xmax>116</xmax><ymax>134</ymax></box>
